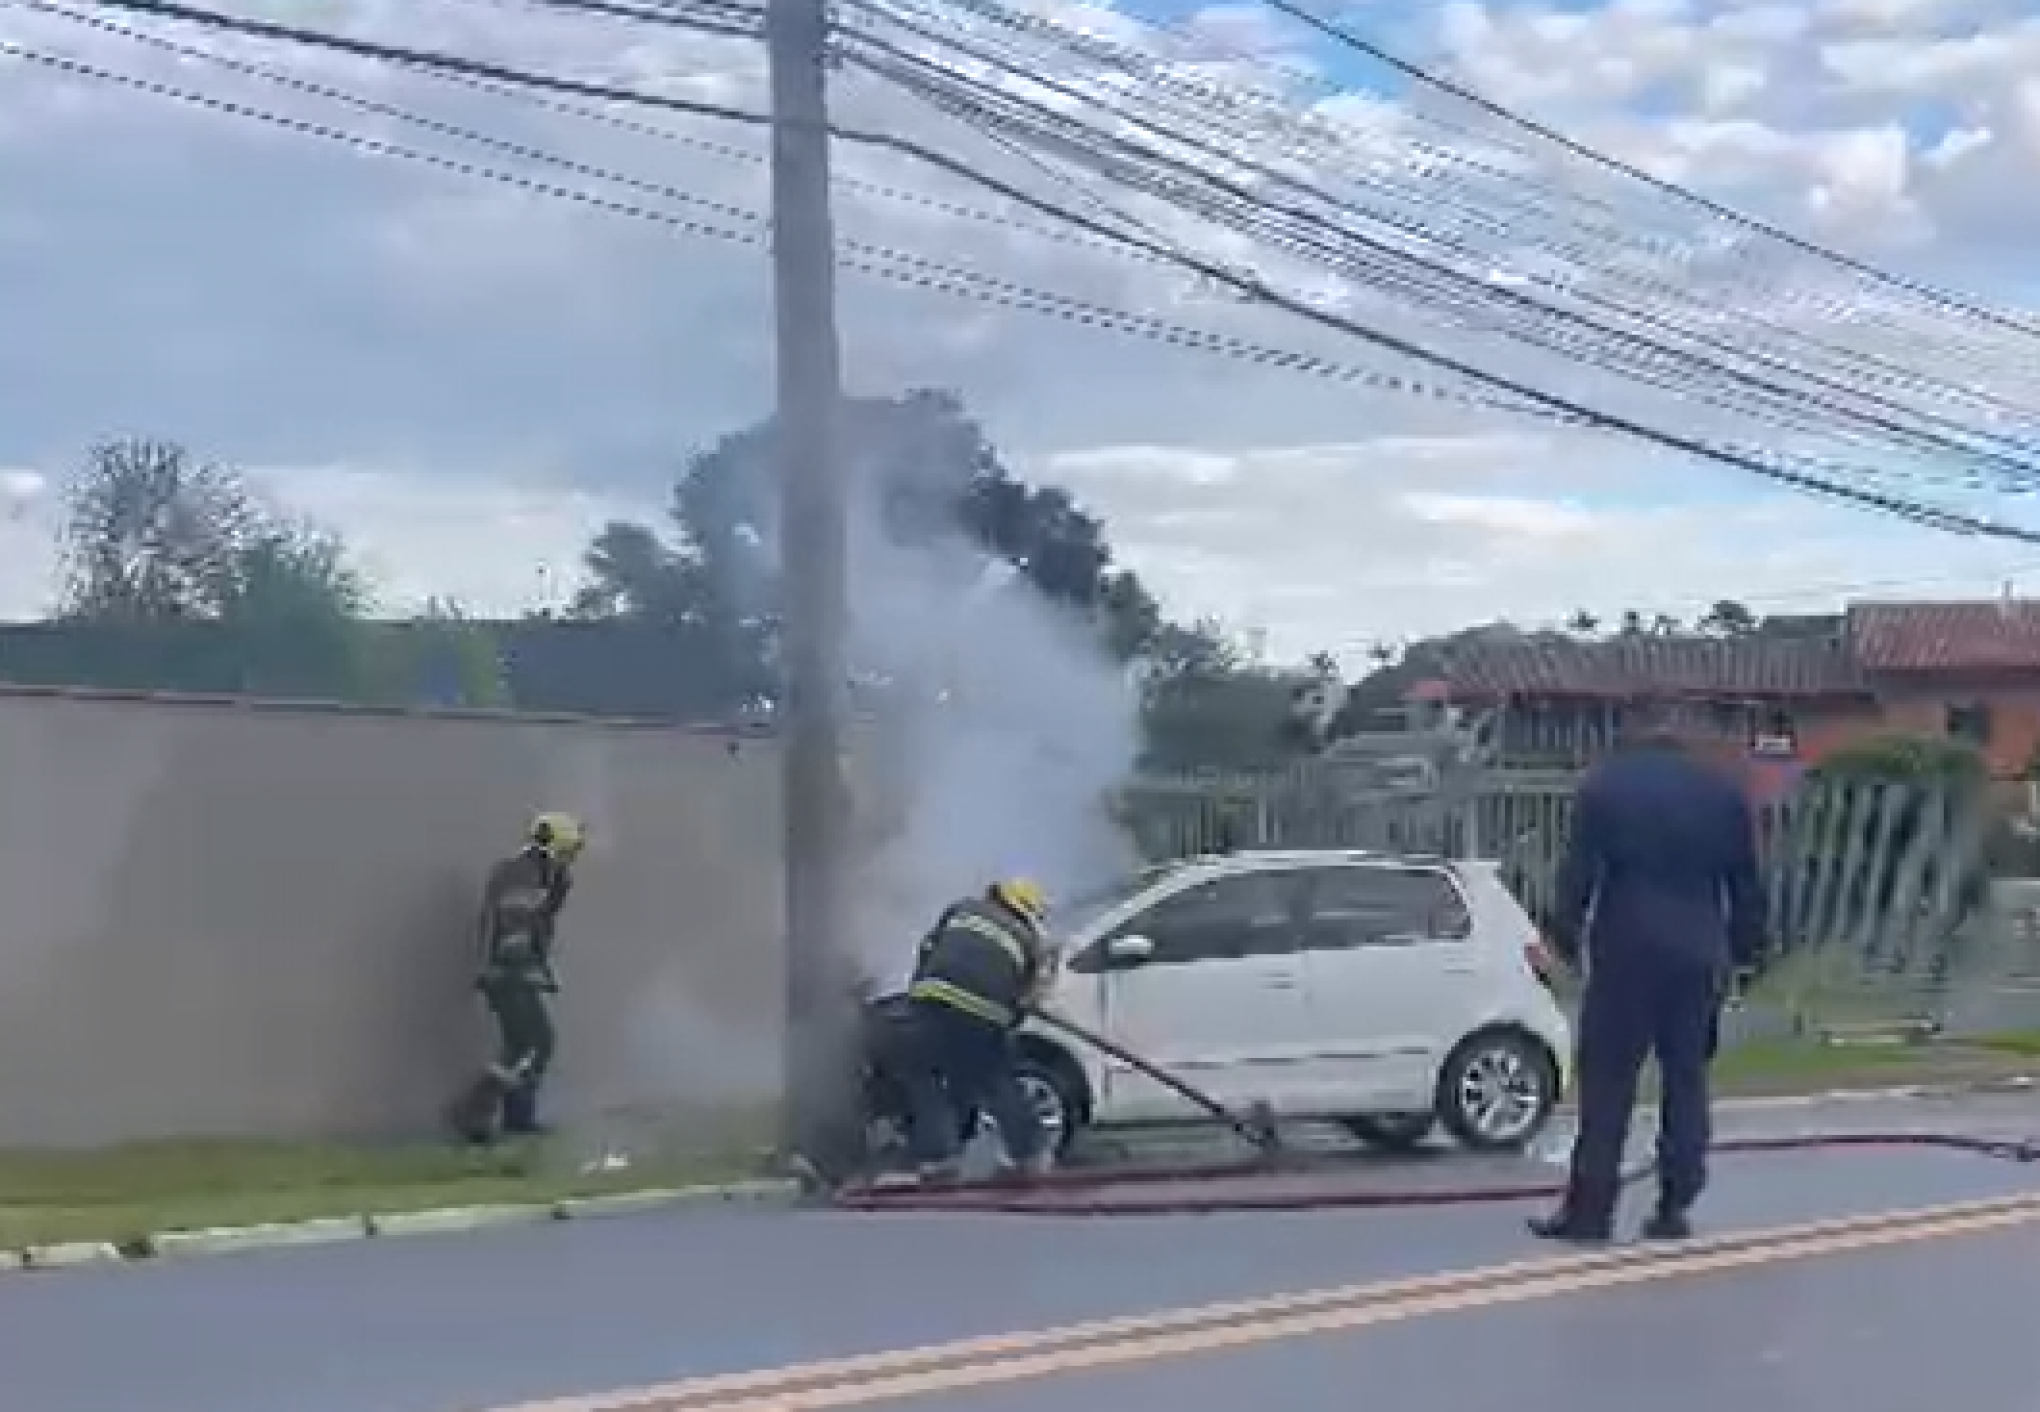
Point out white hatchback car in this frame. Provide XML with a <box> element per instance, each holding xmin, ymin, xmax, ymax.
<box><xmin>1006</xmin><ymin>850</ymin><xmax>1571</xmax><ymax>1156</ymax></box>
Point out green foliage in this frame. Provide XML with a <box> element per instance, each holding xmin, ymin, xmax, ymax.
<box><xmin>565</xmin><ymin>390</ymin><xmax>1267</xmax><ymax>761</ymax></box>
<box><xmin>1810</xmin><ymin>732</ymin><xmax>1988</xmax><ymax>790</ymax></box>
<box><xmin>23</xmin><ymin>439</ymin><xmax>515</xmax><ymax>707</ymax></box>
<box><xmin>16</xmin><ymin>417</ymin><xmax>1333</xmax><ymax>761</ymax></box>
<box><xmin>354</xmin><ymin>602</ymin><xmax>511</xmax><ymax>709</ymax></box>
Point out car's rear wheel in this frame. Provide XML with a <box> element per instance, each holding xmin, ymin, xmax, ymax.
<box><xmin>1341</xmin><ymin>1113</ymin><xmax>1437</xmax><ymax>1152</ymax></box>
<box><xmin>1436</xmin><ymin>1028</ymin><xmax>1558</xmax><ymax>1151</ymax></box>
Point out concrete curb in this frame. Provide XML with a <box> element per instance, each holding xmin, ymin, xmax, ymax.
<box><xmin>6</xmin><ymin>1077</ymin><xmax>2031</xmax><ymax>1276</ymax></box>
<box><xmin>0</xmin><ymin>1176</ymin><xmax>797</xmax><ymax>1276</ymax></box>
<box><xmin>366</xmin><ymin>1203</ymin><xmax>559</xmax><ymax>1238</ymax></box>
<box><xmin>19</xmin><ymin>1241</ymin><xmax>128</xmax><ymax>1270</ymax></box>
<box><xmin>151</xmin><ymin>1217</ymin><xmax>369</xmax><ymax>1257</ymax></box>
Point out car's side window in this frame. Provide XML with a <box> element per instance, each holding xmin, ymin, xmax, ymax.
<box><xmin>1108</xmin><ymin>872</ymin><xmax>1304</xmax><ymax>967</ymax></box>
<box><xmin>1302</xmin><ymin>867</ymin><xmax>1471</xmax><ymax>952</ymax></box>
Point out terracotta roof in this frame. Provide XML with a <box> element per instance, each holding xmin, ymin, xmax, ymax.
<box><xmin>1847</xmin><ymin>600</ymin><xmax>2040</xmax><ymax>672</ymax></box>
<box><xmin>1427</xmin><ymin>634</ymin><xmax>1863</xmax><ymax>701</ymax></box>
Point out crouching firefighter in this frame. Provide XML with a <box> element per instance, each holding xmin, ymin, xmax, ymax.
<box><xmin>897</xmin><ymin>878</ymin><xmax>1057</xmax><ymax>1185</ymax></box>
<box><xmin>449</xmin><ymin>812</ymin><xmax>586</xmax><ymax>1144</ymax></box>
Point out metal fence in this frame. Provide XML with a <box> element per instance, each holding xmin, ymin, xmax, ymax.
<box><xmin>1121</xmin><ymin>763</ymin><xmax>2040</xmax><ymax>1039</ymax></box>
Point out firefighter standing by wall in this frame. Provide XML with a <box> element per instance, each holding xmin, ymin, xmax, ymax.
<box><xmin>450</xmin><ymin>812</ymin><xmax>587</xmax><ymax>1144</ymax></box>
<box><xmin>898</xmin><ymin>878</ymin><xmax>1057</xmax><ymax>1184</ymax></box>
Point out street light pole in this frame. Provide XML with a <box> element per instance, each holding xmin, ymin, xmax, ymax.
<box><xmin>765</xmin><ymin>0</ymin><xmax>855</xmax><ymax>1171</ymax></box>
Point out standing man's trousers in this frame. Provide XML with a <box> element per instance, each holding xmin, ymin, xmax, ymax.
<box><xmin>1568</xmin><ymin>959</ymin><xmax>1723</xmax><ymax>1216</ymax></box>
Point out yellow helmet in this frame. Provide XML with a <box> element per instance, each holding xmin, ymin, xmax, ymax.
<box><xmin>989</xmin><ymin>877</ymin><xmax>1049</xmax><ymax>928</ymax></box>
<box><xmin>528</xmin><ymin>811</ymin><xmax>587</xmax><ymax>862</ymax></box>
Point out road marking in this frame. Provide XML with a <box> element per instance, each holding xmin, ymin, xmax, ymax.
<box><xmin>500</xmin><ymin>1192</ymin><xmax>2040</xmax><ymax>1412</ymax></box>
<box><xmin>696</xmin><ymin>1205</ymin><xmax>2040</xmax><ymax>1411</ymax></box>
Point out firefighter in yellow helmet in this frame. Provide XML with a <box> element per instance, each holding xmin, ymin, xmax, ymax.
<box><xmin>897</xmin><ymin>878</ymin><xmax>1057</xmax><ymax>1183</ymax></box>
<box><xmin>450</xmin><ymin>812</ymin><xmax>587</xmax><ymax>1143</ymax></box>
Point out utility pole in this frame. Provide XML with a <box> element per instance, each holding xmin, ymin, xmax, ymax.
<box><xmin>766</xmin><ymin>0</ymin><xmax>856</xmax><ymax>1173</ymax></box>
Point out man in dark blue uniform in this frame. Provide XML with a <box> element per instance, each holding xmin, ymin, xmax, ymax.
<box><xmin>1531</xmin><ymin>709</ymin><xmax>1769</xmax><ymax>1244</ymax></box>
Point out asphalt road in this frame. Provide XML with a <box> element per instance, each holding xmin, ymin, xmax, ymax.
<box><xmin>4</xmin><ymin>1093</ymin><xmax>2037</xmax><ymax>1412</ymax></box>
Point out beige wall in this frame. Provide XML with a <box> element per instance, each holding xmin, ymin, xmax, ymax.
<box><xmin>0</xmin><ymin>689</ymin><xmax>787</xmax><ymax>1148</ymax></box>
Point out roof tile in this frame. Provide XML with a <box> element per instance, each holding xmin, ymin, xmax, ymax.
<box><xmin>1426</xmin><ymin>634</ymin><xmax>1861</xmax><ymax>700</ymax></box>
<box><xmin>1847</xmin><ymin>600</ymin><xmax>2040</xmax><ymax>672</ymax></box>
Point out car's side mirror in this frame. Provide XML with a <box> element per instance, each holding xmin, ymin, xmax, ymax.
<box><xmin>1105</xmin><ymin>934</ymin><xmax>1157</xmax><ymax>967</ymax></box>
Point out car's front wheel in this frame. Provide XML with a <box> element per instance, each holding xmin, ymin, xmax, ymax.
<box><xmin>1436</xmin><ymin>1028</ymin><xmax>1559</xmax><ymax>1151</ymax></box>
<box><xmin>1005</xmin><ymin>1048</ymin><xmax>1087</xmax><ymax>1158</ymax></box>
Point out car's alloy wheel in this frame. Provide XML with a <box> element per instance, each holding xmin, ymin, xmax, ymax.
<box><xmin>980</xmin><ymin>1060</ymin><xmax>1081</xmax><ymax>1157</ymax></box>
<box><xmin>1438</xmin><ymin>1031</ymin><xmax>1557</xmax><ymax>1151</ymax></box>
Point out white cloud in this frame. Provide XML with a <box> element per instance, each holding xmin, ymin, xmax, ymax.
<box><xmin>3</xmin><ymin>0</ymin><xmax>2040</xmax><ymax>669</ymax></box>
<box><xmin>1045</xmin><ymin>435</ymin><xmax>2040</xmax><ymax>664</ymax></box>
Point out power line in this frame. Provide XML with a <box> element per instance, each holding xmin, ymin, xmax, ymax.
<box><xmin>490</xmin><ymin>0</ymin><xmax>2040</xmax><ymax>475</ymax></box>
<box><xmin>1256</xmin><ymin>0</ymin><xmax>2040</xmax><ymax>343</ymax></box>
<box><xmin>42</xmin><ymin>0</ymin><xmax>1537</xmax><ymax>393</ymax></box>
<box><xmin>22</xmin><ymin>1</ymin><xmax>1084</xmax><ymax>253</ymax></box>
<box><xmin>0</xmin><ymin>34</ymin><xmax>1565</xmax><ymax>411</ymax></box>
<box><xmin>29</xmin><ymin>0</ymin><xmax>2040</xmax><ymax>539</ymax></box>
<box><xmin>845</xmin><ymin>0</ymin><xmax>2040</xmax><ymax>425</ymax></box>
<box><xmin>850</xmin><ymin>32</ymin><xmax>2040</xmax><ymax>499</ymax></box>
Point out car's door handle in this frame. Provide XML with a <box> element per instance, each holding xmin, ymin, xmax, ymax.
<box><xmin>1259</xmin><ymin>976</ymin><xmax>1300</xmax><ymax>990</ymax></box>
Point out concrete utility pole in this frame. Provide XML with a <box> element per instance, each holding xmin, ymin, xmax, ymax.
<box><xmin>766</xmin><ymin>0</ymin><xmax>856</xmax><ymax>1170</ymax></box>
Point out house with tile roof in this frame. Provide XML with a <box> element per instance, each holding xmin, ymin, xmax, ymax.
<box><xmin>1409</xmin><ymin>599</ymin><xmax>2040</xmax><ymax>782</ymax></box>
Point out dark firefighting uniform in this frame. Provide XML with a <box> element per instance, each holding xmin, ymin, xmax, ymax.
<box><xmin>1549</xmin><ymin>739</ymin><xmax>1767</xmax><ymax>1231</ymax></box>
<box><xmin>473</xmin><ymin>846</ymin><xmax>575</xmax><ymax>1133</ymax></box>
<box><xmin>900</xmin><ymin>897</ymin><xmax>1048</xmax><ymax>1170</ymax></box>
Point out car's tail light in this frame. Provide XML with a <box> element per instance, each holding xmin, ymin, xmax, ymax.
<box><xmin>1524</xmin><ymin>936</ymin><xmax>1559</xmax><ymax>988</ymax></box>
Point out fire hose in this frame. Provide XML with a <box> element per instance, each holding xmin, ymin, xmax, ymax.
<box><xmin>832</xmin><ymin>1007</ymin><xmax>2040</xmax><ymax>1216</ymax></box>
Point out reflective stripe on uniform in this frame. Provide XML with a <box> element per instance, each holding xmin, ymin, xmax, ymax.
<box><xmin>949</xmin><ymin>911</ymin><xmax>1033</xmax><ymax>970</ymax></box>
<box><xmin>908</xmin><ymin>977</ymin><xmax>1015</xmax><ymax>1028</ymax></box>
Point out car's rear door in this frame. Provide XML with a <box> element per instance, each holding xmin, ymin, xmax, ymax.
<box><xmin>1294</xmin><ymin>864</ymin><xmax>1478</xmax><ymax>1108</ymax></box>
<box><xmin>1075</xmin><ymin>868</ymin><xmax>1309</xmax><ymax>1120</ymax></box>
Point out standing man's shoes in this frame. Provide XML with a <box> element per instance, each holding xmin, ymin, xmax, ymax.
<box><xmin>1527</xmin><ymin>1207</ymin><xmax>1614</xmax><ymax>1244</ymax></box>
<box><xmin>1640</xmin><ymin>1206</ymin><xmax>1694</xmax><ymax>1241</ymax></box>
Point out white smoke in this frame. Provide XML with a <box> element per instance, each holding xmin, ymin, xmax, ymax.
<box><xmin>666</xmin><ymin>398</ymin><xmax>1146</xmax><ymax>989</ymax></box>
<box><xmin>842</xmin><ymin>491</ymin><xmax>1143</xmax><ymax>986</ymax></box>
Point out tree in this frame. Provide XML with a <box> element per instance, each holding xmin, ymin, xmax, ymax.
<box><xmin>569</xmin><ymin>390</ymin><xmax>1169</xmax><ymax>712</ymax></box>
<box><xmin>1618</xmin><ymin>609</ymin><xmax>1645</xmax><ymax>637</ymax></box>
<box><xmin>53</xmin><ymin>438</ymin><xmax>380</xmax><ymax>698</ymax></box>
<box><xmin>568</xmin><ymin>522</ymin><xmax>694</xmax><ymax>622</ymax></box>
<box><xmin>60</xmin><ymin>439</ymin><xmax>261</xmax><ymax>619</ymax></box>
<box><xmin>1565</xmin><ymin>610</ymin><xmax>1599</xmax><ymax>637</ymax></box>
<box><xmin>60</xmin><ymin>439</ymin><xmax>366</xmax><ymax>624</ymax></box>
<box><xmin>1697</xmin><ymin>599</ymin><xmax>1758</xmax><ymax>636</ymax></box>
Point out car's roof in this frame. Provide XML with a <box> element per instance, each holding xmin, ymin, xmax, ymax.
<box><xmin>1179</xmin><ymin>848</ymin><xmax>1458</xmax><ymax>871</ymax></box>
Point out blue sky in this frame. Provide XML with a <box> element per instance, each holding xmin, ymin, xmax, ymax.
<box><xmin>4</xmin><ymin>0</ymin><xmax>2040</xmax><ymax>663</ymax></box>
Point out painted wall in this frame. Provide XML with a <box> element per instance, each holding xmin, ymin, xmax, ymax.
<box><xmin>0</xmin><ymin>690</ymin><xmax>786</xmax><ymax>1148</ymax></box>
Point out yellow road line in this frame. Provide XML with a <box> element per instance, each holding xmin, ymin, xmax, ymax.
<box><xmin>501</xmin><ymin>1192</ymin><xmax>2040</xmax><ymax>1412</ymax></box>
<box><xmin>693</xmin><ymin>1204</ymin><xmax>2040</xmax><ymax>1412</ymax></box>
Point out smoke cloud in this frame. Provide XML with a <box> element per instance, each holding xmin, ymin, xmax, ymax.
<box><xmin>695</xmin><ymin>401</ymin><xmax>1146</xmax><ymax>988</ymax></box>
<box><xmin>843</xmin><ymin>484</ymin><xmax>1144</xmax><ymax>986</ymax></box>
